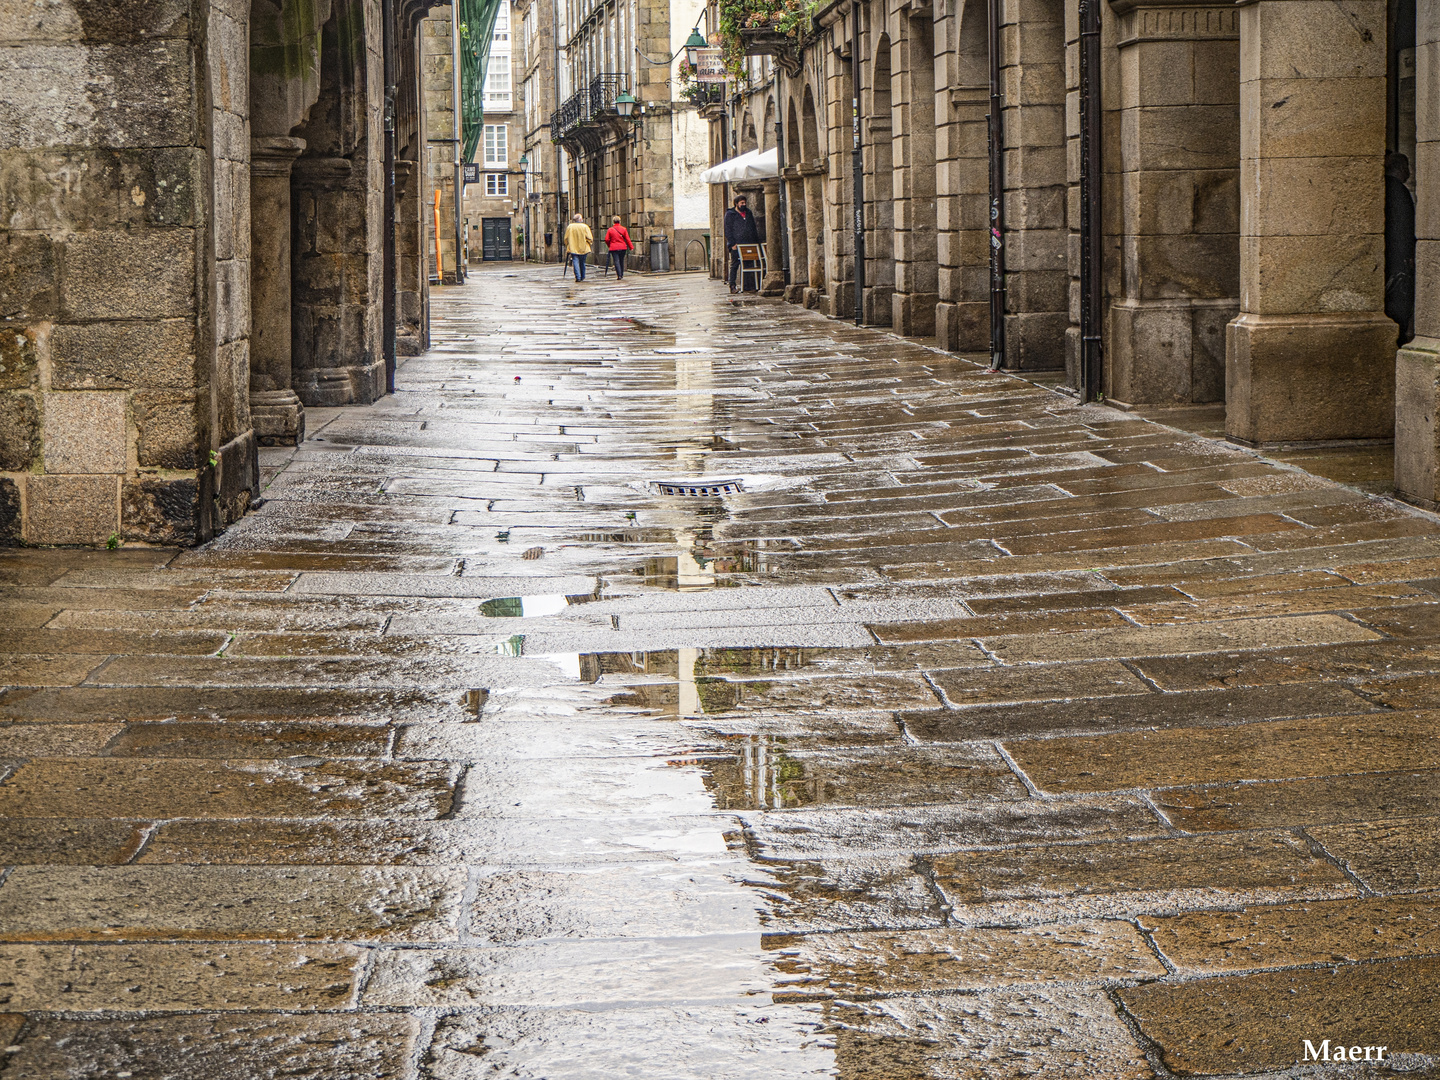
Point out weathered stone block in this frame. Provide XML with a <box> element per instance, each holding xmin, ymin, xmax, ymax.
<box><xmin>1004</xmin><ymin>310</ymin><xmax>1069</xmax><ymax>369</ymax></box>
<box><xmin>1239</xmin><ymin>0</ymin><xmax>1386</xmax><ymax>83</ymax></box>
<box><xmin>0</xmin><ymin>41</ymin><xmax>196</xmax><ymax>150</ymax></box>
<box><xmin>1225</xmin><ymin>312</ymin><xmax>1396</xmax><ymax>443</ymax></box>
<box><xmin>0</xmin><ymin>0</ymin><xmax>190</xmax><ymax>42</ymax></box>
<box><xmin>133</xmin><ymin>391</ymin><xmax>197</xmax><ymax>469</ymax></box>
<box><xmin>1240</xmin><ymin>156</ymin><xmax>1382</xmax><ymax>240</ymax></box>
<box><xmin>1240</xmin><ymin>234</ymin><xmax>1384</xmax><ymax>314</ymax></box>
<box><xmin>1394</xmin><ymin>337</ymin><xmax>1440</xmax><ymax>506</ymax></box>
<box><xmin>51</xmin><ymin>319</ymin><xmax>196</xmax><ymax>390</ymax></box>
<box><xmin>0</xmin><ymin>392</ymin><xmax>39</xmax><ymax>470</ymax></box>
<box><xmin>1241</xmin><ymin>78</ymin><xmax>1385</xmax><ymax>162</ymax></box>
<box><xmin>62</xmin><ymin>230</ymin><xmax>196</xmax><ymax>320</ymax></box>
<box><xmin>25</xmin><ymin>474</ymin><xmax>118</xmax><ymax>545</ymax></box>
<box><xmin>42</xmin><ymin>391</ymin><xmax>127</xmax><ymax>474</ymax></box>
<box><xmin>1122</xmin><ymin>105</ymin><xmax>1240</xmax><ymax>172</ymax></box>
<box><xmin>0</xmin><ymin>477</ymin><xmax>19</xmax><ymax>545</ymax></box>
<box><xmin>0</xmin><ymin>321</ymin><xmax>39</xmax><ymax>390</ymax></box>
<box><xmin>1124</xmin><ymin>234</ymin><xmax>1240</xmax><ymax>301</ymax></box>
<box><xmin>0</xmin><ymin>149</ymin><xmax>202</xmax><ymax>233</ymax></box>
<box><xmin>0</xmin><ymin>233</ymin><xmax>57</xmax><ymax>318</ymax></box>
<box><xmin>122</xmin><ymin>477</ymin><xmax>199</xmax><ymax>544</ymax></box>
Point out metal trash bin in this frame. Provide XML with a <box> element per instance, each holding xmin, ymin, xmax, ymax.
<box><xmin>648</xmin><ymin>234</ymin><xmax>670</xmax><ymax>272</ymax></box>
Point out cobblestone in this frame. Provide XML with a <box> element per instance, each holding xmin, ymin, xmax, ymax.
<box><xmin>2</xmin><ymin>267</ymin><xmax>1439</xmax><ymax>1075</ymax></box>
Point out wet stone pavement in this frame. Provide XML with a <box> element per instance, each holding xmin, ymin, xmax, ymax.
<box><xmin>3</xmin><ymin>266</ymin><xmax>1440</xmax><ymax>1079</ymax></box>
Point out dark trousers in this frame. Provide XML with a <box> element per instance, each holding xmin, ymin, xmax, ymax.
<box><xmin>610</xmin><ymin>250</ymin><xmax>626</xmax><ymax>278</ymax></box>
<box><xmin>570</xmin><ymin>253</ymin><xmax>586</xmax><ymax>280</ymax></box>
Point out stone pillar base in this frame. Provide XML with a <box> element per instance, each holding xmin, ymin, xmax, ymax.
<box><xmin>250</xmin><ymin>390</ymin><xmax>306</xmax><ymax>447</ymax></box>
<box><xmin>1225</xmin><ymin>312</ymin><xmax>1397</xmax><ymax>445</ymax></box>
<box><xmin>759</xmin><ymin>271</ymin><xmax>786</xmax><ymax>297</ymax></box>
<box><xmin>296</xmin><ymin>358</ymin><xmax>387</xmax><ymax>407</ymax></box>
<box><xmin>1108</xmin><ymin>299</ymin><xmax>1235</xmax><ymax>405</ymax></box>
<box><xmin>863</xmin><ymin>286</ymin><xmax>894</xmax><ymax>326</ymax></box>
<box><xmin>935</xmin><ymin>301</ymin><xmax>989</xmax><ymax>353</ymax></box>
<box><xmin>1004</xmin><ymin>311</ymin><xmax>1069</xmax><ymax>370</ymax></box>
<box><xmin>893</xmin><ymin>292</ymin><xmax>939</xmax><ymax>337</ymax></box>
<box><xmin>802</xmin><ymin>287</ymin><xmax>824</xmax><ymax>310</ymax></box>
<box><xmin>1395</xmin><ymin>336</ymin><xmax>1440</xmax><ymax>505</ymax></box>
<box><xmin>783</xmin><ymin>284</ymin><xmax>806</xmax><ymax>304</ymax></box>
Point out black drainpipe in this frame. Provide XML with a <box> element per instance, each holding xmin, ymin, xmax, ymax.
<box><xmin>1078</xmin><ymin>0</ymin><xmax>1103</xmax><ymax>399</ymax></box>
<box><xmin>850</xmin><ymin>4</ymin><xmax>864</xmax><ymax>324</ymax></box>
<box><xmin>382</xmin><ymin>0</ymin><xmax>397</xmax><ymax>394</ymax></box>
<box><xmin>985</xmin><ymin>0</ymin><xmax>1006</xmax><ymax>371</ymax></box>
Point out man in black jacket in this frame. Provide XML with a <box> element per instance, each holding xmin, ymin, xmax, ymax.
<box><xmin>723</xmin><ymin>194</ymin><xmax>760</xmax><ymax>293</ymax></box>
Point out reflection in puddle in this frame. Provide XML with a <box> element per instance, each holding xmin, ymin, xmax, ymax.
<box><xmin>704</xmin><ymin>736</ymin><xmax>805</xmax><ymax>810</ymax></box>
<box><xmin>491</xmin><ymin>634</ymin><xmax>600</xmax><ymax>682</ymax></box>
<box><xmin>479</xmin><ymin>593</ymin><xmax>598</xmax><ymax>618</ymax></box>
<box><xmin>633</xmin><ymin>534</ymin><xmax>793</xmax><ymax>590</ymax></box>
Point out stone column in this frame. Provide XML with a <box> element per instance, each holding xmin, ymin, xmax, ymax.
<box><xmin>1104</xmin><ymin>0</ymin><xmax>1239</xmax><ymax>406</ymax></box>
<box><xmin>999</xmin><ymin>0</ymin><xmax>1069</xmax><ymax>368</ymax></box>
<box><xmin>761</xmin><ymin>180</ymin><xmax>786</xmax><ymax>294</ymax></box>
<box><xmin>248</xmin><ymin>136</ymin><xmax>306</xmax><ymax>446</ymax></box>
<box><xmin>804</xmin><ymin>168</ymin><xmax>827</xmax><ymax>303</ymax></box>
<box><xmin>936</xmin><ymin>85</ymin><xmax>991</xmax><ymax>351</ymax></box>
<box><xmin>1225</xmin><ymin>0</ymin><xmax>1394</xmax><ymax>444</ymax></box>
<box><xmin>1395</xmin><ymin>6</ymin><xmax>1440</xmax><ymax>504</ymax></box>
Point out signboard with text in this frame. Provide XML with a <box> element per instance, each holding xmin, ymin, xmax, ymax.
<box><xmin>695</xmin><ymin>48</ymin><xmax>726</xmax><ymax>84</ymax></box>
<box><xmin>463</xmin><ymin>163</ymin><xmax>480</xmax><ymax>185</ymax></box>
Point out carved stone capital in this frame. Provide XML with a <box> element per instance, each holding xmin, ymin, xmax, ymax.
<box><xmin>250</xmin><ymin>136</ymin><xmax>307</xmax><ymax>177</ymax></box>
<box><xmin>1107</xmin><ymin>0</ymin><xmax>1239</xmax><ymax>47</ymax></box>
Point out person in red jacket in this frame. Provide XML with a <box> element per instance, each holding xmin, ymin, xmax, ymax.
<box><xmin>604</xmin><ymin>217</ymin><xmax>634</xmax><ymax>280</ymax></box>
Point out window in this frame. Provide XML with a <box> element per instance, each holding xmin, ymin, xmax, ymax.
<box><xmin>486</xmin><ymin>173</ymin><xmax>508</xmax><ymax>196</ymax></box>
<box><xmin>483</xmin><ymin>124</ymin><xmax>507</xmax><ymax>165</ymax></box>
<box><xmin>486</xmin><ymin>61</ymin><xmax>510</xmax><ymax>92</ymax></box>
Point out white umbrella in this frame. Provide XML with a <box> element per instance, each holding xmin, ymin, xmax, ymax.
<box><xmin>699</xmin><ymin>147</ymin><xmax>780</xmax><ymax>184</ymax></box>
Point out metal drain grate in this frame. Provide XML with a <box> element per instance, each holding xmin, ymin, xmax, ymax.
<box><xmin>652</xmin><ymin>478</ymin><xmax>745</xmax><ymax>497</ymax></box>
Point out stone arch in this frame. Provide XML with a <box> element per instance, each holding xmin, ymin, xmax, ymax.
<box><xmin>891</xmin><ymin>9</ymin><xmax>937</xmax><ymax>335</ymax></box>
<box><xmin>762</xmin><ymin>97</ymin><xmax>775</xmax><ymax>151</ymax></box>
<box><xmin>934</xmin><ymin>0</ymin><xmax>993</xmax><ymax>351</ymax></box>
<box><xmin>800</xmin><ymin>85</ymin><xmax>825</xmax><ymax>294</ymax></box>
<box><xmin>786</xmin><ymin>95</ymin><xmax>808</xmax><ymax>286</ymax></box>
<box><xmin>740</xmin><ymin>110</ymin><xmax>758</xmax><ymax>153</ymax></box>
<box><xmin>800</xmin><ymin>84</ymin><xmax>821</xmax><ymax>162</ymax></box>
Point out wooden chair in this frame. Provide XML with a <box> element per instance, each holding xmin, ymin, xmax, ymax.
<box><xmin>736</xmin><ymin>243</ymin><xmax>766</xmax><ymax>292</ymax></box>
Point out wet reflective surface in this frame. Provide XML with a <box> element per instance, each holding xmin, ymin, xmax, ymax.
<box><xmin>3</xmin><ymin>265</ymin><xmax>1440</xmax><ymax>1077</ymax></box>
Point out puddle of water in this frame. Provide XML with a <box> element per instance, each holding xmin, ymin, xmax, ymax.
<box><xmin>491</xmin><ymin>635</ymin><xmax>600</xmax><ymax>682</ymax></box>
<box><xmin>480</xmin><ymin>593</ymin><xmax>597</xmax><ymax>618</ymax></box>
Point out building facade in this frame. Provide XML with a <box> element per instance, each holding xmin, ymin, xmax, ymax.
<box><xmin>463</xmin><ymin>5</ymin><xmax>526</xmax><ymax>262</ymax></box>
<box><xmin>1</xmin><ymin>0</ymin><xmax>456</xmax><ymax>545</ymax></box>
<box><xmin>698</xmin><ymin>0</ymin><xmax>1438</xmax><ymax>503</ymax></box>
<box><xmin>550</xmin><ymin>0</ymin><xmax>710</xmax><ymax>269</ymax></box>
<box><xmin>515</xmin><ymin>0</ymin><xmax>562</xmax><ymax>261</ymax></box>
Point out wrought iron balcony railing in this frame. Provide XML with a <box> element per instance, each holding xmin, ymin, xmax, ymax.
<box><xmin>588</xmin><ymin>73</ymin><xmax>627</xmax><ymax>117</ymax></box>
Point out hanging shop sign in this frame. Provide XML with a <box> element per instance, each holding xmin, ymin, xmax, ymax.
<box><xmin>695</xmin><ymin>48</ymin><xmax>726</xmax><ymax>83</ymax></box>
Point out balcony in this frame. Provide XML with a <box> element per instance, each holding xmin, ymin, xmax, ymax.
<box><xmin>549</xmin><ymin>73</ymin><xmax>629</xmax><ymax>156</ymax></box>
<box><xmin>682</xmin><ymin>81</ymin><xmax>727</xmax><ymax>121</ymax></box>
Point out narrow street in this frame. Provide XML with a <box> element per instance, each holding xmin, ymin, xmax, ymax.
<box><xmin>3</xmin><ymin>265</ymin><xmax>1440</xmax><ymax>1078</ymax></box>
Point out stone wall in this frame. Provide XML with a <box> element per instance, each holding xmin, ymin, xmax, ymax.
<box><xmin>0</xmin><ymin>0</ymin><xmax>257</xmax><ymax>545</ymax></box>
<box><xmin>422</xmin><ymin>7</ymin><xmax>461</xmax><ymax>281</ymax></box>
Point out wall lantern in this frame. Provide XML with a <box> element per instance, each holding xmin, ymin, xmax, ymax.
<box><xmin>518</xmin><ymin>153</ymin><xmax>529</xmax><ymax>167</ymax></box>
<box><xmin>683</xmin><ymin>27</ymin><xmax>707</xmax><ymax>69</ymax></box>
<box><xmin>614</xmin><ymin>89</ymin><xmax>640</xmax><ymax>120</ymax></box>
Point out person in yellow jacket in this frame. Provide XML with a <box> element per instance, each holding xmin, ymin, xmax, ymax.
<box><xmin>563</xmin><ymin>214</ymin><xmax>594</xmax><ymax>281</ymax></box>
